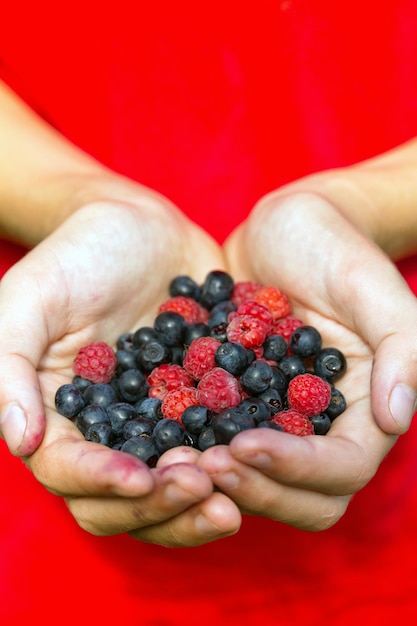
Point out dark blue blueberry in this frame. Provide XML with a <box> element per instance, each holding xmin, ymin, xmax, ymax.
<box><xmin>199</xmin><ymin>270</ymin><xmax>235</xmax><ymax>310</ymax></box>
<box><xmin>115</xmin><ymin>348</ymin><xmax>140</xmax><ymax>374</ymax></box>
<box><xmin>198</xmin><ymin>425</ymin><xmax>217</xmax><ymax>451</ymax></box>
<box><xmin>117</xmin><ymin>368</ymin><xmax>149</xmax><ymax>402</ymax></box>
<box><xmin>289</xmin><ymin>325</ymin><xmax>322</xmax><ymax>358</ymax></box>
<box><xmin>257</xmin><ymin>420</ymin><xmax>284</xmax><ymax>431</ymax></box>
<box><xmin>122</xmin><ymin>418</ymin><xmax>154</xmax><ymax>440</ymax></box>
<box><xmin>324</xmin><ymin>387</ymin><xmax>347</xmax><ymax>420</ymax></box>
<box><xmin>75</xmin><ymin>404</ymin><xmax>109</xmax><ymax>435</ymax></box>
<box><xmin>207</xmin><ymin>309</ymin><xmax>230</xmax><ymax>329</ymax></box>
<box><xmin>310</xmin><ymin>413</ymin><xmax>332</xmax><ymax>435</ymax></box>
<box><xmin>238</xmin><ymin>397</ymin><xmax>271</xmax><ymax>423</ymax></box>
<box><xmin>170</xmin><ymin>344</ymin><xmax>185</xmax><ymax>365</ymax></box>
<box><xmin>215</xmin><ymin>342</ymin><xmax>249</xmax><ymax>376</ymax></box>
<box><xmin>72</xmin><ymin>375</ymin><xmax>93</xmax><ymax>394</ymax></box>
<box><xmin>55</xmin><ymin>383</ymin><xmax>86</xmax><ymax>418</ymax></box>
<box><xmin>169</xmin><ymin>275</ymin><xmax>201</xmax><ymax>300</ymax></box>
<box><xmin>262</xmin><ymin>334</ymin><xmax>288</xmax><ymax>362</ymax></box>
<box><xmin>210</xmin><ymin>322</ymin><xmax>228</xmax><ymax>342</ymax></box>
<box><xmin>132</xmin><ymin>326</ymin><xmax>158</xmax><ymax>349</ymax></box>
<box><xmin>269</xmin><ymin>367</ymin><xmax>289</xmax><ymax>395</ymax></box>
<box><xmin>181</xmin><ymin>405</ymin><xmax>211</xmax><ymax>435</ymax></box>
<box><xmin>116</xmin><ymin>332</ymin><xmax>135</xmax><ymax>351</ymax></box>
<box><xmin>106</xmin><ymin>402</ymin><xmax>137</xmax><ymax>436</ymax></box>
<box><xmin>314</xmin><ymin>347</ymin><xmax>347</xmax><ymax>382</ymax></box>
<box><xmin>134</xmin><ymin>397</ymin><xmax>163</xmax><ymax>423</ymax></box>
<box><xmin>154</xmin><ymin>311</ymin><xmax>187</xmax><ymax>347</ymax></box>
<box><xmin>83</xmin><ymin>383</ymin><xmax>118</xmax><ymax>408</ymax></box>
<box><xmin>240</xmin><ymin>360</ymin><xmax>273</xmax><ymax>395</ymax></box>
<box><xmin>210</xmin><ymin>300</ymin><xmax>236</xmax><ymax>317</ymax></box>
<box><xmin>184</xmin><ymin>322</ymin><xmax>211</xmax><ymax>345</ymax></box>
<box><xmin>212</xmin><ymin>408</ymin><xmax>256</xmax><ymax>444</ymax></box>
<box><xmin>137</xmin><ymin>340</ymin><xmax>171</xmax><ymax>372</ymax></box>
<box><xmin>85</xmin><ymin>422</ymin><xmax>115</xmax><ymax>446</ymax></box>
<box><xmin>258</xmin><ymin>388</ymin><xmax>285</xmax><ymax>415</ymax></box>
<box><xmin>152</xmin><ymin>418</ymin><xmax>186</xmax><ymax>454</ymax></box>
<box><xmin>121</xmin><ymin>435</ymin><xmax>159</xmax><ymax>467</ymax></box>
<box><xmin>278</xmin><ymin>355</ymin><xmax>306</xmax><ymax>379</ymax></box>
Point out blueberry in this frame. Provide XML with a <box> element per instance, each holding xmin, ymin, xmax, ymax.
<box><xmin>257</xmin><ymin>388</ymin><xmax>284</xmax><ymax>415</ymax></box>
<box><xmin>197</xmin><ymin>425</ymin><xmax>217</xmax><ymax>451</ymax></box>
<box><xmin>325</xmin><ymin>387</ymin><xmax>347</xmax><ymax>420</ymax></box>
<box><xmin>72</xmin><ymin>376</ymin><xmax>93</xmax><ymax>394</ymax></box>
<box><xmin>83</xmin><ymin>383</ymin><xmax>118</xmax><ymax>408</ymax></box>
<box><xmin>75</xmin><ymin>404</ymin><xmax>109</xmax><ymax>435</ymax></box>
<box><xmin>278</xmin><ymin>355</ymin><xmax>306</xmax><ymax>379</ymax></box>
<box><xmin>85</xmin><ymin>422</ymin><xmax>115</xmax><ymax>446</ymax></box>
<box><xmin>134</xmin><ymin>397</ymin><xmax>163</xmax><ymax>422</ymax></box>
<box><xmin>212</xmin><ymin>408</ymin><xmax>255</xmax><ymax>444</ymax></box>
<box><xmin>310</xmin><ymin>413</ymin><xmax>332</xmax><ymax>435</ymax></box>
<box><xmin>154</xmin><ymin>311</ymin><xmax>187</xmax><ymax>347</ymax></box>
<box><xmin>117</xmin><ymin>368</ymin><xmax>149</xmax><ymax>402</ymax></box>
<box><xmin>207</xmin><ymin>309</ymin><xmax>230</xmax><ymax>328</ymax></box>
<box><xmin>170</xmin><ymin>345</ymin><xmax>185</xmax><ymax>365</ymax></box>
<box><xmin>199</xmin><ymin>270</ymin><xmax>235</xmax><ymax>309</ymax></box>
<box><xmin>257</xmin><ymin>420</ymin><xmax>284</xmax><ymax>431</ymax></box>
<box><xmin>181</xmin><ymin>405</ymin><xmax>211</xmax><ymax>434</ymax></box>
<box><xmin>289</xmin><ymin>325</ymin><xmax>322</xmax><ymax>358</ymax></box>
<box><xmin>116</xmin><ymin>332</ymin><xmax>135</xmax><ymax>351</ymax></box>
<box><xmin>269</xmin><ymin>367</ymin><xmax>289</xmax><ymax>395</ymax></box>
<box><xmin>314</xmin><ymin>347</ymin><xmax>347</xmax><ymax>382</ymax></box>
<box><xmin>132</xmin><ymin>326</ymin><xmax>158</xmax><ymax>349</ymax></box>
<box><xmin>55</xmin><ymin>383</ymin><xmax>85</xmax><ymax>418</ymax></box>
<box><xmin>137</xmin><ymin>340</ymin><xmax>171</xmax><ymax>371</ymax></box>
<box><xmin>184</xmin><ymin>322</ymin><xmax>211</xmax><ymax>345</ymax></box>
<box><xmin>238</xmin><ymin>397</ymin><xmax>271</xmax><ymax>423</ymax></box>
<box><xmin>240</xmin><ymin>360</ymin><xmax>273</xmax><ymax>395</ymax></box>
<box><xmin>215</xmin><ymin>342</ymin><xmax>249</xmax><ymax>376</ymax></box>
<box><xmin>262</xmin><ymin>334</ymin><xmax>288</xmax><ymax>362</ymax></box>
<box><xmin>152</xmin><ymin>418</ymin><xmax>186</xmax><ymax>454</ymax></box>
<box><xmin>210</xmin><ymin>300</ymin><xmax>236</xmax><ymax>317</ymax></box>
<box><xmin>116</xmin><ymin>348</ymin><xmax>139</xmax><ymax>373</ymax></box>
<box><xmin>169</xmin><ymin>275</ymin><xmax>201</xmax><ymax>300</ymax></box>
<box><xmin>210</xmin><ymin>322</ymin><xmax>228</xmax><ymax>342</ymax></box>
<box><xmin>122</xmin><ymin>418</ymin><xmax>154</xmax><ymax>440</ymax></box>
<box><xmin>106</xmin><ymin>402</ymin><xmax>137</xmax><ymax>436</ymax></box>
<box><xmin>121</xmin><ymin>435</ymin><xmax>159</xmax><ymax>467</ymax></box>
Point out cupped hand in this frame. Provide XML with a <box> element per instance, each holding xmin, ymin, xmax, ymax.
<box><xmin>198</xmin><ymin>188</ymin><xmax>417</xmax><ymax>530</ymax></box>
<box><xmin>0</xmin><ymin>193</ymin><xmax>240</xmax><ymax>545</ymax></box>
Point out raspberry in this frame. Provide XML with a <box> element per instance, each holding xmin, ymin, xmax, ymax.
<box><xmin>270</xmin><ymin>409</ymin><xmax>314</xmax><ymax>436</ymax></box>
<box><xmin>273</xmin><ymin>315</ymin><xmax>304</xmax><ymax>354</ymax></box>
<box><xmin>253</xmin><ymin>286</ymin><xmax>292</xmax><ymax>321</ymax></box>
<box><xmin>147</xmin><ymin>364</ymin><xmax>195</xmax><ymax>399</ymax></box>
<box><xmin>183</xmin><ymin>336</ymin><xmax>222</xmax><ymax>380</ymax></box>
<box><xmin>161</xmin><ymin>386</ymin><xmax>199</xmax><ymax>423</ymax></box>
<box><xmin>72</xmin><ymin>341</ymin><xmax>117</xmax><ymax>384</ymax></box>
<box><xmin>197</xmin><ymin>367</ymin><xmax>242</xmax><ymax>413</ymax></box>
<box><xmin>226</xmin><ymin>314</ymin><xmax>270</xmax><ymax>348</ymax></box>
<box><xmin>158</xmin><ymin>296</ymin><xmax>209</xmax><ymax>324</ymax></box>
<box><xmin>287</xmin><ymin>373</ymin><xmax>332</xmax><ymax>417</ymax></box>
<box><xmin>231</xmin><ymin>280</ymin><xmax>263</xmax><ymax>307</ymax></box>
<box><xmin>231</xmin><ymin>300</ymin><xmax>274</xmax><ymax>332</ymax></box>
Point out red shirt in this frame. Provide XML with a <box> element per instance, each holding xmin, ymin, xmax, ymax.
<box><xmin>1</xmin><ymin>1</ymin><xmax>417</xmax><ymax>623</ymax></box>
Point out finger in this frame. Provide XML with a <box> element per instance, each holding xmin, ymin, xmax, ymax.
<box><xmin>66</xmin><ymin>462</ymin><xmax>216</xmax><ymax>538</ymax></box>
<box><xmin>129</xmin><ymin>492</ymin><xmax>241</xmax><ymax>547</ymax></box>
<box><xmin>197</xmin><ymin>444</ymin><xmax>349</xmax><ymax>531</ymax></box>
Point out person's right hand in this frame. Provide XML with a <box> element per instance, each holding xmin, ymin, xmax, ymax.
<box><xmin>0</xmin><ymin>190</ymin><xmax>241</xmax><ymax>546</ymax></box>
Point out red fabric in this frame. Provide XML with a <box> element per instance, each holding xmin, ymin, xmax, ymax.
<box><xmin>2</xmin><ymin>1</ymin><xmax>417</xmax><ymax>623</ymax></box>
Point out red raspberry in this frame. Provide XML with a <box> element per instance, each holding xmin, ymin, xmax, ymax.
<box><xmin>158</xmin><ymin>296</ymin><xmax>209</xmax><ymax>323</ymax></box>
<box><xmin>183</xmin><ymin>336</ymin><xmax>222</xmax><ymax>380</ymax></box>
<box><xmin>273</xmin><ymin>315</ymin><xmax>304</xmax><ymax>342</ymax></box>
<box><xmin>72</xmin><ymin>341</ymin><xmax>117</xmax><ymax>384</ymax></box>
<box><xmin>287</xmin><ymin>373</ymin><xmax>332</xmax><ymax>417</ymax></box>
<box><xmin>231</xmin><ymin>300</ymin><xmax>274</xmax><ymax>332</ymax></box>
<box><xmin>161</xmin><ymin>386</ymin><xmax>199</xmax><ymax>423</ymax></box>
<box><xmin>253</xmin><ymin>286</ymin><xmax>292</xmax><ymax>321</ymax></box>
<box><xmin>270</xmin><ymin>409</ymin><xmax>314</xmax><ymax>436</ymax></box>
<box><xmin>231</xmin><ymin>280</ymin><xmax>263</xmax><ymax>307</ymax></box>
<box><xmin>147</xmin><ymin>364</ymin><xmax>195</xmax><ymax>400</ymax></box>
<box><xmin>226</xmin><ymin>314</ymin><xmax>269</xmax><ymax>348</ymax></box>
<box><xmin>197</xmin><ymin>367</ymin><xmax>242</xmax><ymax>413</ymax></box>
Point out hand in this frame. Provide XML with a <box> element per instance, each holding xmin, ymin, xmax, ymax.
<box><xmin>0</xmin><ymin>193</ymin><xmax>241</xmax><ymax>546</ymax></box>
<box><xmin>197</xmin><ymin>186</ymin><xmax>417</xmax><ymax>530</ymax></box>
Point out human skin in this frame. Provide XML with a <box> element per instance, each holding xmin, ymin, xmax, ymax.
<box><xmin>1</xmin><ymin>79</ymin><xmax>417</xmax><ymax>543</ymax></box>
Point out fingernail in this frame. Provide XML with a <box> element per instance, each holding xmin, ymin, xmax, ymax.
<box><xmin>212</xmin><ymin>471</ymin><xmax>240</xmax><ymax>490</ymax></box>
<box><xmin>194</xmin><ymin>514</ymin><xmax>220</xmax><ymax>537</ymax></box>
<box><xmin>389</xmin><ymin>384</ymin><xmax>417</xmax><ymax>431</ymax></box>
<box><xmin>0</xmin><ymin>403</ymin><xmax>27</xmax><ymax>454</ymax></box>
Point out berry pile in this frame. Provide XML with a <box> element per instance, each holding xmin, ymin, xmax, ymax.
<box><xmin>55</xmin><ymin>271</ymin><xmax>347</xmax><ymax>466</ymax></box>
